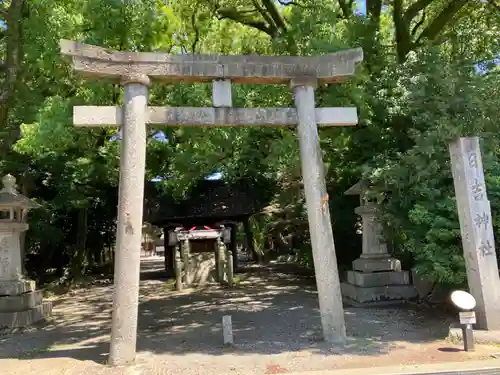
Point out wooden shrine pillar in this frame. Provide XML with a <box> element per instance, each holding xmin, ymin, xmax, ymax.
<box><xmin>243</xmin><ymin>217</ymin><xmax>257</xmax><ymax>262</ymax></box>
<box><xmin>163</xmin><ymin>227</ymin><xmax>175</xmax><ymax>277</ymax></box>
<box><xmin>230</xmin><ymin>224</ymin><xmax>238</xmax><ymax>271</ymax></box>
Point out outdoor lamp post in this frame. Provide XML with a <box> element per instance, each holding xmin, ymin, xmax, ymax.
<box><xmin>451</xmin><ymin>290</ymin><xmax>477</xmax><ymax>352</ymax></box>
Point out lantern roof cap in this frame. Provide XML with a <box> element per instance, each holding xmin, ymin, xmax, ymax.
<box><xmin>344</xmin><ymin>180</ymin><xmax>367</xmax><ymax>196</ymax></box>
<box><xmin>344</xmin><ymin>178</ymin><xmax>390</xmax><ymax>196</ymax></box>
<box><xmin>0</xmin><ymin>174</ymin><xmax>41</xmax><ymax>209</ymax></box>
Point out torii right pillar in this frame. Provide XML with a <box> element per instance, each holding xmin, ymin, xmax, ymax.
<box><xmin>292</xmin><ymin>76</ymin><xmax>346</xmax><ymax>343</ymax></box>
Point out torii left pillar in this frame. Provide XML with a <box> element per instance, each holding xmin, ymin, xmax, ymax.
<box><xmin>109</xmin><ymin>73</ymin><xmax>150</xmax><ymax>366</ymax></box>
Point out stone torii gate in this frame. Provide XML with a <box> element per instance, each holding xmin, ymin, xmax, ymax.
<box><xmin>60</xmin><ymin>39</ymin><xmax>363</xmax><ymax>366</ymax></box>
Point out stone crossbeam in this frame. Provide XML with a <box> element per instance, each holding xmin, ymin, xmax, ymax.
<box><xmin>60</xmin><ymin>40</ymin><xmax>363</xmax><ymax>84</ymax></box>
<box><xmin>73</xmin><ymin>106</ymin><xmax>358</xmax><ymax>127</ymax></box>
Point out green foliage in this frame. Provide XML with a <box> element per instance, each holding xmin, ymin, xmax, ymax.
<box><xmin>367</xmin><ymin>49</ymin><xmax>500</xmax><ymax>284</ymax></box>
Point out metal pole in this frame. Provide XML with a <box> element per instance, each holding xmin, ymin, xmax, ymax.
<box><xmin>109</xmin><ymin>73</ymin><xmax>150</xmax><ymax>366</ymax></box>
<box><xmin>462</xmin><ymin>323</ymin><xmax>475</xmax><ymax>352</ymax></box>
<box><xmin>292</xmin><ymin>76</ymin><xmax>346</xmax><ymax>345</ymax></box>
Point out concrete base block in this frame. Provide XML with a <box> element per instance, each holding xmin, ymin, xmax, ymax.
<box><xmin>347</xmin><ymin>270</ymin><xmax>410</xmax><ymax>287</ymax></box>
<box><xmin>0</xmin><ymin>301</ymin><xmax>52</xmax><ymax>328</ymax></box>
<box><xmin>0</xmin><ymin>279</ymin><xmax>36</xmax><ymax>296</ymax></box>
<box><xmin>0</xmin><ymin>290</ymin><xmax>43</xmax><ymax>312</ymax></box>
<box><xmin>341</xmin><ymin>282</ymin><xmax>417</xmax><ymax>304</ymax></box>
<box><xmin>352</xmin><ymin>257</ymin><xmax>401</xmax><ymax>272</ymax></box>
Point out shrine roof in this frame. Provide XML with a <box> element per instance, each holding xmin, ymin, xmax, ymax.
<box><xmin>144</xmin><ymin>178</ymin><xmax>273</xmax><ymax>227</ymax></box>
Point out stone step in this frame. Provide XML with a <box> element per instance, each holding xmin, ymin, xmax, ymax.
<box><xmin>352</xmin><ymin>257</ymin><xmax>401</xmax><ymax>273</ymax></box>
<box><xmin>0</xmin><ymin>301</ymin><xmax>52</xmax><ymax>329</ymax></box>
<box><xmin>340</xmin><ymin>282</ymin><xmax>417</xmax><ymax>304</ymax></box>
<box><xmin>346</xmin><ymin>270</ymin><xmax>410</xmax><ymax>287</ymax></box>
<box><xmin>0</xmin><ymin>290</ymin><xmax>43</xmax><ymax>312</ymax></box>
<box><xmin>0</xmin><ymin>279</ymin><xmax>36</xmax><ymax>296</ymax></box>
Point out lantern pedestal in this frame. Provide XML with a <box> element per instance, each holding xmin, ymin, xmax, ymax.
<box><xmin>0</xmin><ymin>175</ymin><xmax>52</xmax><ymax>329</ymax></box>
<box><xmin>341</xmin><ymin>189</ymin><xmax>416</xmax><ymax>306</ymax></box>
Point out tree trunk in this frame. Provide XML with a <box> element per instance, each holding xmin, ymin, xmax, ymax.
<box><xmin>71</xmin><ymin>207</ymin><xmax>88</xmax><ymax>278</ymax></box>
<box><xmin>76</xmin><ymin>208</ymin><xmax>88</xmax><ymax>253</ymax></box>
<box><xmin>0</xmin><ymin>0</ymin><xmax>24</xmax><ymax>145</ymax></box>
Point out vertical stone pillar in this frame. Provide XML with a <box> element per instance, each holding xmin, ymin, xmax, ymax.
<box><xmin>216</xmin><ymin>237</ymin><xmax>226</xmax><ymax>283</ymax></box>
<box><xmin>226</xmin><ymin>246</ymin><xmax>234</xmax><ymax>287</ymax></box>
<box><xmin>109</xmin><ymin>73</ymin><xmax>150</xmax><ymax>366</ymax></box>
<box><xmin>291</xmin><ymin>76</ymin><xmax>346</xmax><ymax>344</ymax></box>
<box><xmin>230</xmin><ymin>224</ymin><xmax>238</xmax><ymax>271</ymax></box>
<box><xmin>163</xmin><ymin>227</ymin><xmax>174</xmax><ymax>277</ymax></box>
<box><xmin>243</xmin><ymin>217</ymin><xmax>256</xmax><ymax>261</ymax></box>
<box><xmin>183</xmin><ymin>238</ymin><xmax>191</xmax><ymax>286</ymax></box>
<box><xmin>449</xmin><ymin>137</ymin><xmax>500</xmax><ymax>330</ymax></box>
<box><xmin>212</xmin><ymin>79</ymin><xmax>232</xmax><ymax>107</ymax></box>
<box><xmin>174</xmin><ymin>244</ymin><xmax>183</xmax><ymax>291</ymax></box>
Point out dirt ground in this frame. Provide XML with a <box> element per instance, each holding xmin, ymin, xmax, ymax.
<box><xmin>1</xmin><ymin>257</ymin><xmax>499</xmax><ymax>375</ymax></box>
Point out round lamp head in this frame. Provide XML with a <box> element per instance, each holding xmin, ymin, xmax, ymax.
<box><xmin>451</xmin><ymin>290</ymin><xmax>476</xmax><ymax>311</ymax></box>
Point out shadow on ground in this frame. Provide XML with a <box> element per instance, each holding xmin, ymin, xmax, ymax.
<box><xmin>0</xmin><ymin>257</ymin><xmax>455</xmax><ymax>365</ymax></box>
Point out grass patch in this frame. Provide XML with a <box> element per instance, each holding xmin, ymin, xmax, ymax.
<box><xmin>18</xmin><ymin>345</ymin><xmax>51</xmax><ymax>359</ymax></box>
<box><xmin>162</xmin><ymin>279</ymin><xmax>177</xmax><ymax>291</ymax></box>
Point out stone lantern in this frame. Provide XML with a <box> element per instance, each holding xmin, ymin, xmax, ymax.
<box><xmin>340</xmin><ymin>180</ymin><xmax>416</xmax><ymax>306</ymax></box>
<box><xmin>0</xmin><ymin>174</ymin><xmax>52</xmax><ymax>328</ymax></box>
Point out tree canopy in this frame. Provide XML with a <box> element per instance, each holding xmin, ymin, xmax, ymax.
<box><xmin>1</xmin><ymin>0</ymin><xmax>500</xmax><ymax>286</ymax></box>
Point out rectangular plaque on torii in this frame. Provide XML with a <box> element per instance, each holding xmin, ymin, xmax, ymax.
<box><xmin>60</xmin><ymin>39</ymin><xmax>363</xmax><ymax>366</ymax></box>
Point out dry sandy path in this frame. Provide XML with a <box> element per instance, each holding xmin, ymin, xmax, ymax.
<box><xmin>1</xmin><ymin>258</ymin><xmax>498</xmax><ymax>375</ymax></box>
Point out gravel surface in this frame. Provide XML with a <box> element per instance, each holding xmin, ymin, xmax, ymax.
<box><xmin>1</xmin><ymin>257</ymin><xmax>498</xmax><ymax>375</ymax></box>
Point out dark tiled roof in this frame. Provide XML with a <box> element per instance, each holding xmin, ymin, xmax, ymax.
<box><xmin>144</xmin><ymin>179</ymin><xmax>273</xmax><ymax>226</ymax></box>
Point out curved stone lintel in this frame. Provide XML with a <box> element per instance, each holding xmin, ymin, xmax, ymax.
<box><xmin>60</xmin><ymin>39</ymin><xmax>363</xmax><ymax>84</ymax></box>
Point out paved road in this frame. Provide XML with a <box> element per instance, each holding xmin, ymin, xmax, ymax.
<box><xmin>320</xmin><ymin>360</ymin><xmax>500</xmax><ymax>375</ymax></box>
